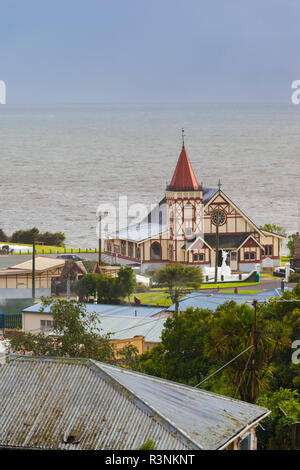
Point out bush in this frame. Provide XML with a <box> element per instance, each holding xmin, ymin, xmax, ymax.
<box><xmin>289</xmin><ymin>273</ymin><xmax>300</xmax><ymax>283</ymax></box>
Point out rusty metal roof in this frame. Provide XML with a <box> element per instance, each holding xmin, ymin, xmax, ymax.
<box><xmin>0</xmin><ymin>356</ymin><xmax>270</xmax><ymax>450</ymax></box>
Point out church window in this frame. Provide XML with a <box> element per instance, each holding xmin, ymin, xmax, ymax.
<box><xmin>184</xmin><ymin>204</ymin><xmax>193</xmax><ymax>220</ymax></box>
<box><xmin>264</xmin><ymin>245</ymin><xmax>273</xmax><ymax>256</ymax></box>
<box><xmin>159</xmin><ymin>211</ymin><xmax>163</xmax><ymax>228</ymax></box>
<box><xmin>150</xmin><ymin>242</ymin><xmax>161</xmax><ymax>260</ymax></box>
<box><xmin>121</xmin><ymin>240</ymin><xmax>126</xmax><ymax>256</ymax></box>
<box><xmin>128</xmin><ymin>242</ymin><xmax>134</xmax><ymax>257</ymax></box>
<box><xmin>211</xmin><ymin>208</ymin><xmax>226</xmax><ymax>226</ymax></box>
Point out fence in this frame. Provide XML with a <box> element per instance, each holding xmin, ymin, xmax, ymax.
<box><xmin>0</xmin><ymin>314</ymin><xmax>22</xmax><ymax>330</ymax></box>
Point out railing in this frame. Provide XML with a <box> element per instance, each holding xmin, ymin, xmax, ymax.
<box><xmin>1</xmin><ymin>314</ymin><xmax>22</xmax><ymax>330</ymax></box>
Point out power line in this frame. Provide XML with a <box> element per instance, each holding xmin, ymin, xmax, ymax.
<box><xmin>194</xmin><ymin>345</ymin><xmax>254</xmax><ymax>389</ymax></box>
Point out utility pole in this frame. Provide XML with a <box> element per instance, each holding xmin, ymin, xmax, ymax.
<box><xmin>214</xmin><ymin>209</ymin><xmax>220</xmax><ymax>283</ymax></box>
<box><xmin>32</xmin><ymin>238</ymin><xmax>36</xmax><ymax>300</ymax></box>
<box><xmin>98</xmin><ymin>214</ymin><xmax>102</xmax><ymax>266</ymax></box>
<box><xmin>214</xmin><ymin>180</ymin><xmax>222</xmax><ymax>283</ymax></box>
<box><xmin>252</xmin><ymin>299</ymin><xmax>258</xmax><ymax>403</ymax></box>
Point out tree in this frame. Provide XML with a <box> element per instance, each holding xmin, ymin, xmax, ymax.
<box><xmin>204</xmin><ymin>301</ymin><xmax>291</xmax><ymax>402</ymax></box>
<box><xmin>10</xmin><ymin>227</ymin><xmax>40</xmax><ymax>244</ymax></box>
<box><xmin>74</xmin><ymin>267</ymin><xmax>136</xmax><ymax>304</ymax></box>
<box><xmin>287</xmin><ymin>233</ymin><xmax>297</xmax><ymax>257</ymax></box>
<box><xmin>8</xmin><ymin>298</ymin><xmax>115</xmax><ymax>362</ymax></box>
<box><xmin>256</xmin><ymin>388</ymin><xmax>300</xmax><ymax>450</ymax></box>
<box><xmin>117</xmin><ymin>266</ymin><xmax>136</xmax><ymax>300</ymax></box>
<box><xmin>139</xmin><ymin>307</ymin><xmax>214</xmax><ymax>385</ymax></box>
<box><xmin>153</xmin><ymin>263</ymin><xmax>203</xmax><ymax>313</ymax></box>
<box><xmin>260</xmin><ymin>223</ymin><xmax>287</xmax><ymax>237</ymax></box>
<box><xmin>73</xmin><ymin>273</ymin><xmax>98</xmax><ymax>300</ymax></box>
<box><xmin>0</xmin><ymin>229</ymin><xmax>8</xmax><ymax>242</ymax></box>
<box><xmin>10</xmin><ymin>227</ymin><xmax>66</xmax><ymax>246</ymax></box>
<box><xmin>138</xmin><ymin>300</ymin><xmax>291</xmax><ymax>401</ymax></box>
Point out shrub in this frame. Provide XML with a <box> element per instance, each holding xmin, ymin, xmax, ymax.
<box><xmin>289</xmin><ymin>273</ymin><xmax>300</xmax><ymax>283</ymax></box>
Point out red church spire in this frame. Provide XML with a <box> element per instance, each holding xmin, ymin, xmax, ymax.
<box><xmin>167</xmin><ymin>144</ymin><xmax>200</xmax><ymax>191</ymax></box>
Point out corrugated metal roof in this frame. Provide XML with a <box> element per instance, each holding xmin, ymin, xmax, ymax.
<box><xmin>100</xmin><ymin>362</ymin><xmax>270</xmax><ymax>450</ymax></box>
<box><xmin>0</xmin><ymin>357</ymin><xmax>189</xmax><ymax>450</ymax></box>
<box><xmin>12</xmin><ymin>257</ymin><xmax>65</xmax><ymax>272</ymax></box>
<box><xmin>23</xmin><ymin>302</ymin><xmax>164</xmax><ymax>318</ymax></box>
<box><xmin>0</xmin><ymin>357</ymin><xmax>269</xmax><ymax>450</ymax></box>
<box><xmin>168</xmin><ymin>289</ymin><xmax>284</xmax><ymax>312</ymax></box>
<box><xmin>93</xmin><ymin>315</ymin><xmax>166</xmax><ymax>342</ymax></box>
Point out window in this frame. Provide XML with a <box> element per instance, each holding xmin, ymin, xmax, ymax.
<box><xmin>114</xmin><ymin>245</ymin><xmax>120</xmax><ymax>254</ymax></box>
<box><xmin>121</xmin><ymin>240</ymin><xmax>126</xmax><ymax>256</ymax></box>
<box><xmin>264</xmin><ymin>245</ymin><xmax>273</xmax><ymax>256</ymax></box>
<box><xmin>193</xmin><ymin>253</ymin><xmax>204</xmax><ymax>262</ymax></box>
<box><xmin>136</xmin><ymin>246</ymin><xmax>141</xmax><ymax>259</ymax></box>
<box><xmin>159</xmin><ymin>211</ymin><xmax>163</xmax><ymax>228</ymax></box>
<box><xmin>211</xmin><ymin>208</ymin><xmax>226</xmax><ymax>226</ymax></box>
<box><xmin>41</xmin><ymin>320</ymin><xmax>53</xmax><ymax>332</ymax></box>
<box><xmin>107</xmin><ymin>242</ymin><xmax>112</xmax><ymax>252</ymax></box>
<box><xmin>250</xmin><ymin>252</ymin><xmax>255</xmax><ymax>260</ymax></box>
<box><xmin>231</xmin><ymin>251</ymin><xmax>237</xmax><ymax>261</ymax></box>
<box><xmin>184</xmin><ymin>204</ymin><xmax>193</xmax><ymax>220</ymax></box>
<box><xmin>128</xmin><ymin>242</ymin><xmax>134</xmax><ymax>258</ymax></box>
<box><xmin>150</xmin><ymin>242</ymin><xmax>161</xmax><ymax>260</ymax></box>
<box><xmin>245</xmin><ymin>252</ymin><xmax>250</xmax><ymax>260</ymax></box>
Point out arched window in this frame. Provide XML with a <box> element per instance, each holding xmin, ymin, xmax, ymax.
<box><xmin>150</xmin><ymin>242</ymin><xmax>161</xmax><ymax>260</ymax></box>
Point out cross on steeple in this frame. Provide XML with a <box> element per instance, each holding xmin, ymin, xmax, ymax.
<box><xmin>182</xmin><ymin>128</ymin><xmax>185</xmax><ymax>147</ymax></box>
<box><xmin>218</xmin><ymin>179</ymin><xmax>222</xmax><ymax>191</ymax></box>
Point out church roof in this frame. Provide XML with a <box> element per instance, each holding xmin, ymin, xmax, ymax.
<box><xmin>167</xmin><ymin>146</ymin><xmax>200</xmax><ymax>191</ymax></box>
<box><xmin>109</xmin><ymin>188</ymin><xmax>218</xmax><ymax>243</ymax></box>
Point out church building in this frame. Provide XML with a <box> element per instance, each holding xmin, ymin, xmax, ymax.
<box><xmin>104</xmin><ymin>143</ymin><xmax>284</xmax><ymax>274</ymax></box>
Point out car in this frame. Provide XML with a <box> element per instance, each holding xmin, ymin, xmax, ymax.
<box><xmin>56</xmin><ymin>254</ymin><xmax>86</xmax><ymax>261</ymax></box>
<box><xmin>273</xmin><ymin>267</ymin><xmax>295</xmax><ymax>278</ymax></box>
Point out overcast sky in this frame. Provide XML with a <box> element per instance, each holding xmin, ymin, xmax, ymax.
<box><xmin>1</xmin><ymin>0</ymin><xmax>300</xmax><ymax>103</ymax></box>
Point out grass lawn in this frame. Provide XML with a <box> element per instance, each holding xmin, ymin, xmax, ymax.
<box><xmin>129</xmin><ymin>292</ymin><xmax>173</xmax><ymax>307</ymax></box>
<box><xmin>151</xmin><ymin>282</ymin><xmax>259</xmax><ymax>291</ymax></box>
<box><xmin>131</xmin><ymin>285</ymin><xmax>261</xmax><ymax>307</ymax></box>
<box><xmin>0</xmin><ymin>241</ymin><xmax>99</xmax><ymax>255</ymax></box>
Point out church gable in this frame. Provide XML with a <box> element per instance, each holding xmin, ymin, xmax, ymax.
<box><xmin>204</xmin><ymin>191</ymin><xmax>262</xmax><ymax>236</ymax></box>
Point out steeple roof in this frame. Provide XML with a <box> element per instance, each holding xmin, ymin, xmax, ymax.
<box><xmin>167</xmin><ymin>145</ymin><xmax>200</xmax><ymax>191</ymax></box>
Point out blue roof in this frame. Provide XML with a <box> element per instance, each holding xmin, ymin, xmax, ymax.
<box><xmin>168</xmin><ymin>288</ymin><xmax>284</xmax><ymax>312</ymax></box>
<box><xmin>23</xmin><ymin>303</ymin><xmax>164</xmax><ymax>318</ymax></box>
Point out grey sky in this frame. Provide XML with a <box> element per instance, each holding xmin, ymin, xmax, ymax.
<box><xmin>1</xmin><ymin>0</ymin><xmax>300</xmax><ymax>103</ymax></box>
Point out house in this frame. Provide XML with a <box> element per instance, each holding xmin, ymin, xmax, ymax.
<box><xmin>0</xmin><ymin>356</ymin><xmax>270</xmax><ymax>450</ymax></box>
<box><xmin>0</xmin><ymin>257</ymin><xmax>65</xmax><ymax>298</ymax></box>
<box><xmin>167</xmin><ymin>288</ymin><xmax>284</xmax><ymax>313</ymax></box>
<box><xmin>105</xmin><ymin>144</ymin><xmax>285</xmax><ymax>273</ymax></box>
<box><xmin>22</xmin><ymin>302</ymin><xmax>167</xmax><ymax>353</ymax></box>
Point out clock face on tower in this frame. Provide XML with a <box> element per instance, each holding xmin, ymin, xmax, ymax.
<box><xmin>211</xmin><ymin>208</ymin><xmax>226</xmax><ymax>226</ymax></box>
